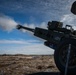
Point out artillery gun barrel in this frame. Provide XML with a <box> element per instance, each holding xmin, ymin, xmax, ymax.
<box><xmin>16</xmin><ymin>25</ymin><xmax>35</xmax><ymax>32</ymax></box>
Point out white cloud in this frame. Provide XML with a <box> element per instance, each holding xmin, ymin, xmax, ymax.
<box><xmin>0</xmin><ymin>40</ymin><xmax>28</xmax><ymax>44</ymax></box>
<box><xmin>40</xmin><ymin>22</ymin><xmax>47</xmax><ymax>29</ymax></box>
<box><xmin>0</xmin><ymin>44</ymin><xmax>54</xmax><ymax>55</ymax></box>
<box><xmin>0</xmin><ymin>0</ymin><xmax>75</xmax><ymax>21</ymax></box>
<box><xmin>0</xmin><ymin>0</ymin><xmax>74</xmax><ymax>13</ymax></box>
<box><xmin>60</xmin><ymin>14</ymin><xmax>76</xmax><ymax>30</ymax></box>
<box><xmin>61</xmin><ymin>14</ymin><xmax>76</xmax><ymax>25</ymax></box>
<box><xmin>0</xmin><ymin>39</ymin><xmax>40</xmax><ymax>44</ymax></box>
<box><xmin>0</xmin><ymin>14</ymin><xmax>18</xmax><ymax>32</ymax></box>
<box><xmin>0</xmin><ymin>39</ymin><xmax>54</xmax><ymax>55</ymax></box>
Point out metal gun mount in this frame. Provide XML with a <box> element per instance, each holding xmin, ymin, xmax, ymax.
<box><xmin>17</xmin><ymin>21</ymin><xmax>76</xmax><ymax>74</ymax></box>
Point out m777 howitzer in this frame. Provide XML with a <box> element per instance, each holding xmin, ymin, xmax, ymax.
<box><xmin>16</xmin><ymin>1</ymin><xmax>76</xmax><ymax>74</ymax></box>
<box><xmin>17</xmin><ymin>21</ymin><xmax>76</xmax><ymax>49</ymax></box>
<box><xmin>17</xmin><ymin>21</ymin><xmax>76</xmax><ymax>74</ymax></box>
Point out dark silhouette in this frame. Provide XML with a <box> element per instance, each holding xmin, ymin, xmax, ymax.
<box><xmin>71</xmin><ymin>1</ymin><xmax>76</xmax><ymax>15</ymax></box>
<box><xmin>27</xmin><ymin>72</ymin><xmax>60</xmax><ymax>75</ymax></box>
<box><xmin>27</xmin><ymin>72</ymin><xmax>76</xmax><ymax>75</ymax></box>
<box><xmin>17</xmin><ymin>1</ymin><xmax>76</xmax><ymax>74</ymax></box>
<box><xmin>17</xmin><ymin>21</ymin><xmax>76</xmax><ymax>74</ymax></box>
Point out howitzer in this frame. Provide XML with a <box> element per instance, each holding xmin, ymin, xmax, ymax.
<box><xmin>17</xmin><ymin>21</ymin><xmax>76</xmax><ymax>49</ymax></box>
<box><xmin>17</xmin><ymin>21</ymin><xmax>76</xmax><ymax>74</ymax></box>
<box><xmin>16</xmin><ymin>1</ymin><xmax>76</xmax><ymax>74</ymax></box>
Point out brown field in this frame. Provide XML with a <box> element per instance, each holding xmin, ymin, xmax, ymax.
<box><xmin>0</xmin><ymin>55</ymin><xmax>59</xmax><ymax>75</ymax></box>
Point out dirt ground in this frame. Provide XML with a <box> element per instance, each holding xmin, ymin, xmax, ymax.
<box><xmin>0</xmin><ymin>55</ymin><xmax>59</xmax><ymax>75</ymax></box>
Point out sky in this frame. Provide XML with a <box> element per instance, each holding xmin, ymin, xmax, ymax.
<box><xmin>0</xmin><ymin>0</ymin><xmax>76</xmax><ymax>55</ymax></box>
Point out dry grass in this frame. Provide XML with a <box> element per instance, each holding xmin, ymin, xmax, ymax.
<box><xmin>0</xmin><ymin>55</ymin><xmax>59</xmax><ymax>75</ymax></box>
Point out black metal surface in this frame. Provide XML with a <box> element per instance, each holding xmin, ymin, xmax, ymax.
<box><xmin>17</xmin><ymin>25</ymin><xmax>35</xmax><ymax>32</ymax></box>
<box><xmin>71</xmin><ymin>1</ymin><xmax>76</xmax><ymax>15</ymax></box>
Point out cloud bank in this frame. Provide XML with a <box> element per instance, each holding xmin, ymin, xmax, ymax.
<box><xmin>60</xmin><ymin>14</ymin><xmax>76</xmax><ymax>29</ymax></box>
<box><xmin>0</xmin><ymin>0</ymin><xmax>76</xmax><ymax>21</ymax></box>
<box><xmin>0</xmin><ymin>39</ymin><xmax>41</xmax><ymax>44</ymax></box>
<box><xmin>0</xmin><ymin>39</ymin><xmax>54</xmax><ymax>55</ymax></box>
